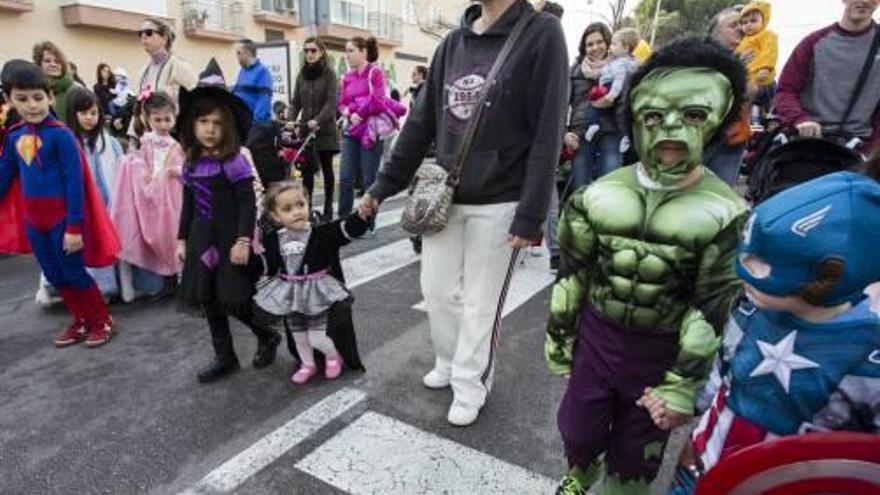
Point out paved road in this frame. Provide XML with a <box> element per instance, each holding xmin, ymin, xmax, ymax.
<box><xmin>0</xmin><ymin>194</ymin><xmax>685</xmax><ymax>495</ymax></box>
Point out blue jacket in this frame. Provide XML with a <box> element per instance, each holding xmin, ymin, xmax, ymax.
<box><xmin>233</xmin><ymin>59</ymin><xmax>274</xmax><ymax>123</ymax></box>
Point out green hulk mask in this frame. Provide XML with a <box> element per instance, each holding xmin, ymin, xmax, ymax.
<box><xmin>630</xmin><ymin>67</ymin><xmax>734</xmax><ymax>187</ymax></box>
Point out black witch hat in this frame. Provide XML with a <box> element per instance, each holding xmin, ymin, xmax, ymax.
<box><xmin>177</xmin><ymin>58</ymin><xmax>253</xmax><ymax>141</ymax></box>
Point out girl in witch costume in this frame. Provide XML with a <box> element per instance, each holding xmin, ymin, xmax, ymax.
<box><xmin>176</xmin><ymin>59</ymin><xmax>281</xmax><ymax>383</ymax></box>
<box><xmin>0</xmin><ymin>62</ymin><xmax>119</xmax><ymax>348</ymax></box>
<box><xmin>255</xmin><ymin>180</ymin><xmax>368</xmax><ymax>384</ymax></box>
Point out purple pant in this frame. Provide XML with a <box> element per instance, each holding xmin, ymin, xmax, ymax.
<box><xmin>558</xmin><ymin>305</ymin><xmax>680</xmax><ymax>482</ymax></box>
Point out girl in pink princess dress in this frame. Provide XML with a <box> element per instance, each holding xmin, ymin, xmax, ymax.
<box><xmin>111</xmin><ymin>90</ymin><xmax>184</xmax><ymax>302</ymax></box>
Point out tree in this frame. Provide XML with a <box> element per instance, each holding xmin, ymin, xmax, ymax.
<box><xmin>583</xmin><ymin>0</ymin><xmax>630</xmax><ymax>30</ymax></box>
<box><xmin>634</xmin><ymin>0</ymin><xmax>741</xmax><ymax>48</ymax></box>
<box><xmin>608</xmin><ymin>0</ymin><xmax>629</xmax><ymax>30</ymax></box>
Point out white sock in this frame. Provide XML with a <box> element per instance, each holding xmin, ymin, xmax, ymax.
<box><xmin>307</xmin><ymin>329</ymin><xmax>340</xmax><ymax>360</ymax></box>
<box><xmin>118</xmin><ymin>261</ymin><xmax>135</xmax><ymax>303</ymax></box>
<box><xmin>584</xmin><ymin>125</ymin><xmax>600</xmax><ymax>143</ymax></box>
<box><xmin>293</xmin><ymin>332</ymin><xmax>315</xmax><ymax>367</ymax></box>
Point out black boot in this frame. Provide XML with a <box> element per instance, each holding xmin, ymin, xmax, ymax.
<box><xmin>197</xmin><ymin>356</ymin><xmax>241</xmax><ymax>383</ymax></box>
<box><xmin>253</xmin><ymin>331</ymin><xmax>281</xmax><ymax>369</ymax></box>
<box><xmin>240</xmin><ymin>311</ymin><xmax>281</xmax><ymax>369</ymax></box>
<box><xmin>198</xmin><ymin>313</ymin><xmax>240</xmax><ymax>383</ymax></box>
<box><xmin>322</xmin><ymin>195</ymin><xmax>334</xmax><ymax>223</ymax></box>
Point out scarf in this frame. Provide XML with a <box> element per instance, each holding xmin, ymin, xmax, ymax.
<box><xmin>50</xmin><ymin>75</ymin><xmax>74</xmax><ymax>96</ymax></box>
<box><xmin>580</xmin><ymin>56</ymin><xmax>606</xmax><ymax>80</ymax></box>
<box><xmin>302</xmin><ymin>60</ymin><xmax>326</xmax><ymax>81</ymax></box>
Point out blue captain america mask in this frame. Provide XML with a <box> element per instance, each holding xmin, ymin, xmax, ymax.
<box><xmin>736</xmin><ymin>171</ymin><xmax>880</xmax><ymax>307</ymax></box>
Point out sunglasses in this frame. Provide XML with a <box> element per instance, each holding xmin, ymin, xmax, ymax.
<box><xmin>304</xmin><ymin>48</ymin><xmax>320</xmax><ymax>54</ymax></box>
<box><xmin>138</xmin><ymin>28</ymin><xmax>159</xmax><ymax>38</ymax></box>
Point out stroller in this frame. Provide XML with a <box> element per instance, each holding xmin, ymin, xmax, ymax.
<box><xmin>745</xmin><ymin>130</ymin><xmax>864</xmax><ymax>206</ymax></box>
<box><xmin>278</xmin><ymin>123</ymin><xmax>319</xmax><ymax>180</ymax></box>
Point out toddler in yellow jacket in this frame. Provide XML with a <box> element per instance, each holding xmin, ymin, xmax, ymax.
<box><xmin>736</xmin><ymin>1</ymin><xmax>777</xmax><ymax>123</ymax></box>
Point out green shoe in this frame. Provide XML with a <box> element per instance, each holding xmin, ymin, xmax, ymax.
<box><xmin>556</xmin><ymin>474</ymin><xmax>590</xmax><ymax>495</ymax></box>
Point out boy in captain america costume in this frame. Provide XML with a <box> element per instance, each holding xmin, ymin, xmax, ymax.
<box><xmin>0</xmin><ymin>62</ymin><xmax>119</xmax><ymax>347</ymax></box>
<box><xmin>546</xmin><ymin>38</ymin><xmax>749</xmax><ymax>495</ymax></box>
<box><xmin>661</xmin><ymin>171</ymin><xmax>880</xmax><ymax>493</ymax></box>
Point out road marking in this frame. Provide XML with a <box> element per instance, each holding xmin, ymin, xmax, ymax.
<box><xmin>413</xmin><ymin>250</ymin><xmax>554</xmax><ymax>315</ymax></box>
<box><xmin>296</xmin><ymin>411</ymin><xmax>557</xmax><ymax>494</ymax></box>
<box><xmin>345</xmin><ymin>239</ymin><xmax>419</xmax><ymax>289</ymax></box>
<box><xmin>374</xmin><ymin>207</ymin><xmax>403</xmax><ymax>230</ymax></box>
<box><xmin>179</xmin><ymin>388</ymin><xmax>366</xmax><ymax>495</ymax></box>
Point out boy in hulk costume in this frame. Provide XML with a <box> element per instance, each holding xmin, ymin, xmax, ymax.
<box><xmin>547</xmin><ymin>38</ymin><xmax>748</xmax><ymax>495</ymax></box>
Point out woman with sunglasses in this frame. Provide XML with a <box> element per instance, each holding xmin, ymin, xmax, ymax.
<box><xmin>135</xmin><ymin>18</ymin><xmax>197</xmax><ymax>105</ymax></box>
<box><xmin>288</xmin><ymin>37</ymin><xmax>339</xmax><ymax>221</ymax></box>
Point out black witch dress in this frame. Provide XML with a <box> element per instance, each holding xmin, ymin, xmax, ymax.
<box><xmin>178</xmin><ymin>154</ymin><xmax>261</xmax><ymax>313</ymax></box>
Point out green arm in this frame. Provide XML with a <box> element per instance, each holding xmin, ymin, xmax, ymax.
<box><xmin>653</xmin><ymin>216</ymin><xmax>744</xmax><ymax>414</ymax></box>
<box><xmin>545</xmin><ymin>190</ymin><xmax>597</xmax><ymax>376</ymax></box>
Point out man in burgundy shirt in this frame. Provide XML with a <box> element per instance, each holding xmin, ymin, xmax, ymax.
<box><xmin>776</xmin><ymin>0</ymin><xmax>880</xmax><ymax>155</ymax></box>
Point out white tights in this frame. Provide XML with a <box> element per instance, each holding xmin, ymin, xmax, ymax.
<box><xmin>292</xmin><ymin>328</ymin><xmax>339</xmax><ymax>367</ymax></box>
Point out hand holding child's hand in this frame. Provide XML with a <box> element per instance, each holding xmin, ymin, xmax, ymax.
<box><xmin>636</xmin><ymin>387</ymin><xmax>689</xmax><ymax>431</ymax></box>
<box><xmin>176</xmin><ymin>240</ymin><xmax>186</xmax><ymax>264</ymax></box>
<box><xmin>230</xmin><ymin>240</ymin><xmax>250</xmax><ymax>266</ymax></box>
<box><xmin>757</xmin><ymin>68</ymin><xmax>771</xmax><ymax>85</ymax></box>
<box><xmin>63</xmin><ymin>233</ymin><xmax>83</xmax><ymax>254</ymax></box>
<box><xmin>358</xmin><ymin>194</ymin><xmax>379</xmax><ymax>220</ymax></box>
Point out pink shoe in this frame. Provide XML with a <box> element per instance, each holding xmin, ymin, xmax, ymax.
<box><xmin>325</xmin><ymin>358</ymin><xmax>343</xmax><ymax>379</ymax></box>
<box><xmin>291</xmin><ymin>364</ymin><xmax>317</xmax><ymax>385</ymax></box>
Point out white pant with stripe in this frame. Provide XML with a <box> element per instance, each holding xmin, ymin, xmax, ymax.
<box><xmin>420</xmin><ymin>202</ymin><xmax>518</xmax><ymax>408</ymax></box>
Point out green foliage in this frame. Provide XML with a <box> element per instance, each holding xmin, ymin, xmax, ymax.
<box><xmin>635</xmin><ymin>0</ymin><xmax>741</xmax><ymax>48</ymax></box>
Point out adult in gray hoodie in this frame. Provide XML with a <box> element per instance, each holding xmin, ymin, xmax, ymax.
<box><xmin>360</xmin><ymin>0</ymin><xmax>568</xmax><ymax>426</ymax></box>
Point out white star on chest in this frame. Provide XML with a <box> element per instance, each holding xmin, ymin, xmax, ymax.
<box><xmin>749</xmin><ymin>331</ymin><xmax>820</xmax><ymax>393</ymax></box>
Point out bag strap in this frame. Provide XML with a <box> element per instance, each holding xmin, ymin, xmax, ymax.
<box><xmin>840</xmin><ymin>24</ymin><xmax>880</xmax><ymax>128</ymax></box>
<box><xmin>446</xmin><ymin>10</ymin><xmax>538</xmax><ymax>186</ymax></box>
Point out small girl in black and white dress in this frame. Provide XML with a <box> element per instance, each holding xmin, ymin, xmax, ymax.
<box><xmin>255</xmin><ymin>180</ymin><xmax>368</xmax><ymax>385</ymax></box>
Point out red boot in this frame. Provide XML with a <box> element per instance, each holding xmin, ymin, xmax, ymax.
<box><xmin>55</xmin><ymin>287</ymin><xmax>86</xmax><ymax>347</ymax></box>
<box><xmin>80</xmin><ymin>285</ymin><xmax>113</xmax><ymax>348</ymax></box>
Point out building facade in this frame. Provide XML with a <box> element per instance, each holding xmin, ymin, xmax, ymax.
<box><xmin>0</xmin><ymin>0</ymin><xmax>465</xmax><ymax>102</ymax></box>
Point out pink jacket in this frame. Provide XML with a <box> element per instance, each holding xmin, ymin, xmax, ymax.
<box><xmin>338</xmin><ymin>64</ymin><xmax>406</xmax><ymax>147</ymax></box>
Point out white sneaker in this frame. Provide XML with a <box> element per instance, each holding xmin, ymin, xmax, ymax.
<box><xmin>422</xmin><ymin>369</ymin><xmax>450</xmax><ymax>389</ymax></box>
<box><xmin>35</xmin><ymin>284</ymin><xmax>59</xmax><ymax>307</ymax></box>
<box><xmin>447</xmin><ymin>400</ymin><xmax>480</xmax><ymax>427</ymax></box>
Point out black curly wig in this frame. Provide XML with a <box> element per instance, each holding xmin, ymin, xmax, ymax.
<box><xmin>623</xmin><ymin>37</ymin><xmax>747</xmax><ymax>146</ymax></box>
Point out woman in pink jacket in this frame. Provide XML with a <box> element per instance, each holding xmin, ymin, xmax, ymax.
<box><xmin>337</xmin><ymin>36</ymin><xmax>404</xmax><ymax>232</ymax></box>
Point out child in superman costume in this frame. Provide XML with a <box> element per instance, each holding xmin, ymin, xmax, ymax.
<box><xmin>0</xmin><ymin>62</ymin><xmax>119</xmax><ymax>347</ymax></box>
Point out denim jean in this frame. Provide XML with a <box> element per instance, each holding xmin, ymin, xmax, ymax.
<box><xmin>339</xmin><ymin>136</ymin><xmax>384</xmax><ymax>225</ymax></box>
<box><xmin>568</xmin><ymin>133</ymin><xmax>623</xmax><ymax>194</ymax></box>
<box><xmin>704</xmin><ymin>142</ymin><xmax>745</xmax><ymax>186</ymax></box>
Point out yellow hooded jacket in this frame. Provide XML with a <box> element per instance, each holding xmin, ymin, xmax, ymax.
<box><xmin>735</xmin><ymin>1</ymin><xmax>778</xmax><ymax>85</ymax></box>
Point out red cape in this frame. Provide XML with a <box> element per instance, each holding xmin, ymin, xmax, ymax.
<box><xmin>0</xmin><ymin>121</ymin><xmax>120</xmax><ymax>267</ymax></box>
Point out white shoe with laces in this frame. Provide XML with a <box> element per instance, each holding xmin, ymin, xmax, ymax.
<box><xmin>447</xmin><ymin>400</ymin><xmax>480</xmax><ymax>427</ymax></box>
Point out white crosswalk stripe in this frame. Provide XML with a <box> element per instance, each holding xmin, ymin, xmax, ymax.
<box><xmin>296</xmin><ymin>411</ymin><xmax>557</xmax><ymax>494</ymax></box>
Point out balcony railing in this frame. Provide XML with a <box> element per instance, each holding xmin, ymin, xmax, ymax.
<box><xmin>256</xmin><ymin>0</ymin><xmax>296</xmax><ymax>15</ymax></box>
<box><xmin>182</xmin><ymin>0</ymin><xmax>244</xmax><ymax>40</ymax></box>
<box><xmin>330</xmin><ymin>0</ymin><xmax>365</xmax><ymax>29</ymax></box>
<box><xmin>368</xmin><ymin>11</ymin><xmax>403</xmax><ymax>44</ymax></box>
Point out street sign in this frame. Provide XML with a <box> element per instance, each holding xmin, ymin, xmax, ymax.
<box><xmin>255</xmin><ymin>41</ymin><xmax>293</xmax><ymax>107</ymax></box>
